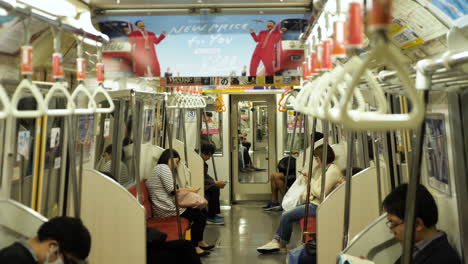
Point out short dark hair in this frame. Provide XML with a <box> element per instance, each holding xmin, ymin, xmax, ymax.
<box><xmin>135</xmin><ymin>20</ymin><xmax>143</xmax><ymax>26</ymax></box>
<box><xmin>104</xmin><ymin>144</ymin><xmax>125</xmax><ymax>161</ymax></box>
<box><xmin>313</xmin><ymin>144</ymin><xmax>335</xmax><ymax>164</ymax></box>
<box><xmin>158</xmin><ymin>149</ymin><xmax>181</xmax><ymax>165</ymax></box>
<box><xmin>201</xmin><ymin>143</ymin><xmax>216</xmax><ymax>156</ymax></box>
<box><xmin>205</xmin><ymin>112</ymin><xmax>213</xmax><ymax>118</ymax></box>
<box><xmin>267</xmin><ymin>20</ymin><xmax>276</xmax><ymax>25</ymax></box>
<box><xmin>382</xmin><ymin>184</ymin><xmax>438</xmax><ymax>228</ymax></box>
<box><xmin>312</xmin><ymin>132</ymin><xmax>323</xmax><ymax>143</ymax></box>
<box><xmin>341</xmin><ymin>167</ymin><xmax>363</xmax><ymax>177</ymax></box>
<box><xmin>37</xmin><ymin>217</ymin><xmax>91</xmax><ymax>260</ymax></box>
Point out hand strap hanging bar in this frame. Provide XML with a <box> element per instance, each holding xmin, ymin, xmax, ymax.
<box><xmin>302</xmin><ymin>117</ymin><xmax>317</xmax><ymax>243</ymax></box>
<box><xmin>342</xmin><ymin>130</ymin><xmax>355</xmax><ymax>249</ymax></box>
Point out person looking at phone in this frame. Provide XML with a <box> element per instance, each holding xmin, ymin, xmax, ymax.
<box><xmin>200</xmin><ymin>144</ymin><xmax>226</xmax><ymax>225</ymax></box>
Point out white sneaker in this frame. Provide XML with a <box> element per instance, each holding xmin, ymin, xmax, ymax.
<box><xmin>257</xmin><ymin>241</ymin><xmax>280</xmax><ymax>254</ymax></box>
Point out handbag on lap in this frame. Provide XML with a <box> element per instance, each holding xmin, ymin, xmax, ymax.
<box><xmin>176</xmin><ymin>191</ymin><xmax>208</xmax><ymax>209</ymax></box>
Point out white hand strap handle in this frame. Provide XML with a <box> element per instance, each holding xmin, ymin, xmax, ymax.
<box><xmin>11</xmin><ymin>79</ymin><xmax>46</xmax><ymax>118</ymax></box>
<box><xmin>0</xmin><ymin>84</ymin><xmax>10</xmax><ymax>119</ymax></box>
<box><xmin>92</xmin><ymin>85</ymin><xmax>115</xmax><ymax>114</ymax></box>
<box><xmin>340</xmin><ymin>39</ymin><xmax>424</xmax><ymax>130</ymax></box>
<box><xmin>44</xmin><ymin>82</ymin><xmax>75</xmax><ymax>116</ymax></box>
<box><xmin>293</xmin><ymin>80</ymin><xmax>315</xmax><ymax>113</ymax></box>
<box><xmin>71</xmin><ymin>83</ymin><xmax>97</xmax><ymax>115</ymax></box>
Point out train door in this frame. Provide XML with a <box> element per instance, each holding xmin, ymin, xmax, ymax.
<box><xmin>231</xmin><ymin>95</ymin><xmax>276</xmax><ymax>201</ymax></box>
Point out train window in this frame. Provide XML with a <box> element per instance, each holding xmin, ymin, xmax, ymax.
<box><xmin>153</xmin><ymin>102</ymin><xmax>165</xmax><ymax>147</ymax></box>
<box><xmin>202</xmin><ymin>105</ymin><xmax>223</xmax><ymax>155</ymax></box>
<box><xmin>424</xmin><ymin>114</ymin><xmax>451</xmax><ymax>195</ymax></box>
<box><xmin>281</xmin><ymin>19</ymin><xmax>308</xmax><ymax>41</ymax></box>
<box><xmin>283</xmin><ymin>110</ymin><xmax>305</xmax><ymax>155</ymax></box>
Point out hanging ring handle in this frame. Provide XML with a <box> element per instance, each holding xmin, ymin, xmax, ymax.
<box><xmin>0</xmin><ymin>84</ymin><xmax>11</xmax><ymax>119</ymax></box>
<box><xmin>92</xmin><ymin>85</ymin><xmax>115</xmax><ymax>114</ymax></box>
<box><xmin>71</xmin><ymin>83</ymin><xmax>97</xmax><ymax>115</ymax></box>
<box><xmin>11</xmin><ymin>79</ymin><xmax>46</xmax><ymax>118</ymax></box>
<box><xmin>44</xmin><ymin>82</ymin><xmax>75</xmax><ymax>116</ymax></box>
<box><xmin>340</xmin><ymin>38</ymin><xmax>424</xmax><ymax>130</ymax></box>
<box><xmin>278</xmin><ymin>93</ymin><xmax>288</xmax><ymax>112</ymax></box>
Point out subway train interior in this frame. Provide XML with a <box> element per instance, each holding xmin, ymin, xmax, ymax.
<box><xmin>0</xmin><ymin>0</ymin><xmax>467</xmax><ymax>263</ymax></box>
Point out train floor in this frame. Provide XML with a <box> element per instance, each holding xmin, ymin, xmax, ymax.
<box><xmin>203</xmin><ymin>202</ymin><xmax>302</xmax><ymax>264</ymax></box>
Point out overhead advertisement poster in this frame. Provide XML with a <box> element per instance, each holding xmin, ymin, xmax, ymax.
<box><xmin>416</xmin><ymin>0</ymin><xmax>468</xmax><ymax>24</ymax></box>
<box><xmin>97</xmin><ymin>14</ymin><xmax>308</xmax><ymax>80</ymax></box>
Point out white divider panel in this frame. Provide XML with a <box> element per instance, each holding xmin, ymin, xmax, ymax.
<box><xmin>332</xmin><ymin>142</ymin><xmax>347</xmax><ymax>170</ymax></box>
<box><xmin>0</xmin><ymin>200</ymin><xmax>47</xmax><ymax>247</ymax></box>
<box><xmin>173</xmin><ymin>140</ymin><xmax>204</xmax><ymax>197</ymax></box>
<box><xmin>81</xmin><ymin>170</ymin><xmax>145</xmax><ymax>264</ymax></box>
<box><xmin>140</xmin><ymin>144</ymin><xmax>164</xmax><ymax>180</ymax></box>
<box><xmin>342</xmin><ymin>214</ymin><xmax>401</xmax><ymax>263</ymax></box>
<box><xmin>317</xmin><ymin>167</ymin><xmax>380</xmax><ymax>264</ymax></box>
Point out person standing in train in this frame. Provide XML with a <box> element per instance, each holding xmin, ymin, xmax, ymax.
<box><xmin>128</xmin><ymin>20</ymin><xmax>166</xmax><ymax>77</ymax></box>
<box><xmin>200</xmin><ymin>143</ymin><xmax>226</xmax><ymax>225</ymax></box>
<box><xmin>146</xmin><ymin>149</ymin><xmax>214</xmax><ymax>257</ymax></box>
<box><xmin>383</xmin><ymin>184</ymin><xmax>461</xmax><ymax>264</ymax></box>
<box><xmin>257</xmin><ymin>144</ymin><xmax>341</xmax><ymax>254</ymax></box>
<box><xmin>249</xmin><ymin>20</ymin><xmax>287</xmax><ymax>76</ymax></box>
<box><xmin>0</xmin><ymin>216</ymin><xmax>91</xmax><ymax>264</ymax></box>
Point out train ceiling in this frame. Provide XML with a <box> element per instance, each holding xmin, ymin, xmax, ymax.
<box><xmin>86</xmin><ymin>0</ymin><xmax>312</xmax><ymax>14</ymax></box>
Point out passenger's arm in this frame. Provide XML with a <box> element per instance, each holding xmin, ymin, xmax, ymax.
<box><xmin>250</xmin><ymin>28</ymin><xmax>259</xmax><ymax>42</ymax></box>
<box><xmin>154</xmin><ymin>31</ymin><xmax>166</xmax><ymax>44</ymax></box>
<box><xmin>159</xmin><ymin>166</ymin><xmax>176</xmax><ymax>194</ymax></box>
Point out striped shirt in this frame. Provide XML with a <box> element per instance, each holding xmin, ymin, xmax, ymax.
<box><xmin>146</xmin><ymin>164</ymin><xmax>186</xmax><ymax>217</ymax></box>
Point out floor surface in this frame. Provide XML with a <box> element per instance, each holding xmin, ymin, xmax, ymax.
<box><xmin>202</xmin><ymin>202</ymin><xmax>302</xmax><ymax>264</ymax></box>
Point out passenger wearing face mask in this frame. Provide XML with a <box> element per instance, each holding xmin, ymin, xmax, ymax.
<box><xmin>0</xmin><ymin>216</ymin><xmax>91</xmax><ymax>264</ymax></box>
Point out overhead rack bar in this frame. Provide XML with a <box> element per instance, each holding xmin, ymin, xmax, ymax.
<box><xmin>0</xmin><ymin>0</ymin><xmax>106</xmax><ymax>43</ymax></box>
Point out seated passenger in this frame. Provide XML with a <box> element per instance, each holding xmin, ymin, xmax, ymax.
<box><xmin>336</xmin><ymin>167</ymin><xmax>364</xmax><ymax>186</ymax></box>
<box><xmin>0</xmin><ymin>216</ymin><xmax>91</xmax><ymax>264</ymax></box>
<box><xmin>263</xmin><ymin>132</ymin><xmax>324</xmax><ymax>211</ymax></box>
<box><xmin>146</xmin><ymin>149</ymin><xmax>213</xmax><ymax>257</ymax></box>
<box><xmin>383</xmin><ymin>184</ymin><xmax>461</xmax><ymax>264</ymax></box>
<box><xmin>97</xmin><ymin>144</ymin><xmax>131</xmax><ymax>186</ymax></box>
<box><xmin>200</xmin><ymin>143</ymin><xmax>226</xmax><ymax>225</ymax></box>
<box><xmin>257</xmin><ymin>144</ymin><xmax>341</xmax><ymax>253</ymax></box>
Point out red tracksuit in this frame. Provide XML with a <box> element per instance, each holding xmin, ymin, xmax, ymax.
<box><xmin>249</xmin><ymin>30</ymin><xmax>282</xmax><ymax>76</ymax></box>
<box><xmin>128</xmin><ymin>30</ymin><xmax>166</xmax><ymax>77</ymax></box>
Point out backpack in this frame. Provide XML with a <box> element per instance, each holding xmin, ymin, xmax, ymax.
<box><xmin>278</xmin><ymin>156</ymin><xmax>296</xmax><ymax>176</ymax></box>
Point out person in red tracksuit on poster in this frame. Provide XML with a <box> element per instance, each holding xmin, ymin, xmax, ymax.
<box><xmin>128</xmin><ymin>20</ymin><xmax>167</xmax><ymax>77</ymax></box>
<box><xmin>249</xmin><ymin>20</ymin><xmax>287</xmax><ymax>76</ymax></box>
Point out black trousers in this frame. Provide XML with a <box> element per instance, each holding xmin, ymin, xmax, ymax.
<box><xmin>181</xmin><ymin>208</ymin><xmax>207</xmax><ymax>247</ymax></box>
<box><xmin>205</xmin><ymin>185</ymin><xmax>221</xmax><ymax>218</ymax></box>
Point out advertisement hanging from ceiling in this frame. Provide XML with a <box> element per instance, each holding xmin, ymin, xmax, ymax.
<box><xmin>97</xmin><ymin>14</ymin><xmax>308</xmax><ymax>77</ymax></box>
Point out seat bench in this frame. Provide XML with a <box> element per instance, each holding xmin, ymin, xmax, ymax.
<box><xmin>128</xmin><ymin>180</ymin><xmax>191</xmax><ymax>241</ymax></box>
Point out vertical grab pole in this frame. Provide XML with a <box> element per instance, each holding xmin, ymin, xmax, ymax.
<box><xmin>320</xmin><ymin>120</ymin><xmax>329</xmax><ymax>201</ymax></box>
<box><xmin>180</xmin><ymin>108</ymin><xmax>191</xmax><ymax>187</ymax></box>
<box><xmin>202</xmin><ymin>110</ymin><xmax>218</xmax><ymax>181</ymax></box>
<box><xmin>66</xmin><ymin>115</ymin><xmax>80</xmax><ymax>217</ymax></box>
<box><xmin>131</xmin><ymin>91</ymin><xmax>142</xmax><ymax>204</ymax></box>
<box><xmin>303</xmin><ymin>116</ymin><xmax>309</xmax><ymax>166</ymax></box>
<box><xmin>401</xmin><ymin>91</ymin><xmax>429</xmax><ymax>264</ymax></box>
<box><xmin>342</xmin><ymin>130</ymin><xmax>355</xmax><ymax>249</ymax></box>
<box><xmin>372</xmin><ymin>131</ymin><xmax>383</xmax><ymax>213</ymax></box>
<box><xmin>302</xmin><ymin>117</ymin><xmax>317</xmax><ymax>243</ymax></box>
<box><xmin>284</xmin><ymin>111</ymin><xmax>300</xmax><ymax>195</ymax></box>
<box><xmin>166</xmin><ymin>106</ymin><xmax>183</xmax><ymax>240</ymax></box>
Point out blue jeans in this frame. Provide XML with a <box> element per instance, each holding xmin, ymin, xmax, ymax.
<box><xmin>274</xmin><ymin>203</ymin><xmax>318</xmax><ymax>244</ymax></box>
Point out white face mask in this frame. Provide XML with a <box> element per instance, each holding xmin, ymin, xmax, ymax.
<box><xmin>44</xmin><ymin>248</ymin><xmax>64</xmax><ymax>264</ymax></box>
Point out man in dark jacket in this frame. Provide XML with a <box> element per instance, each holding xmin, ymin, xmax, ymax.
<box><xmin>201</xmin><ymin>143</ymin><xmax>226</xmax><ymax>225</ymax></box>
<box><xmin>383</xmin><ymin>184</ymin><xmax>461</xmax><ymax>264</ymax></box>
<box><xmin>0</xmin><ymin>216</ymin><xmax>91</xmax><ymax>264</ymax></box>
